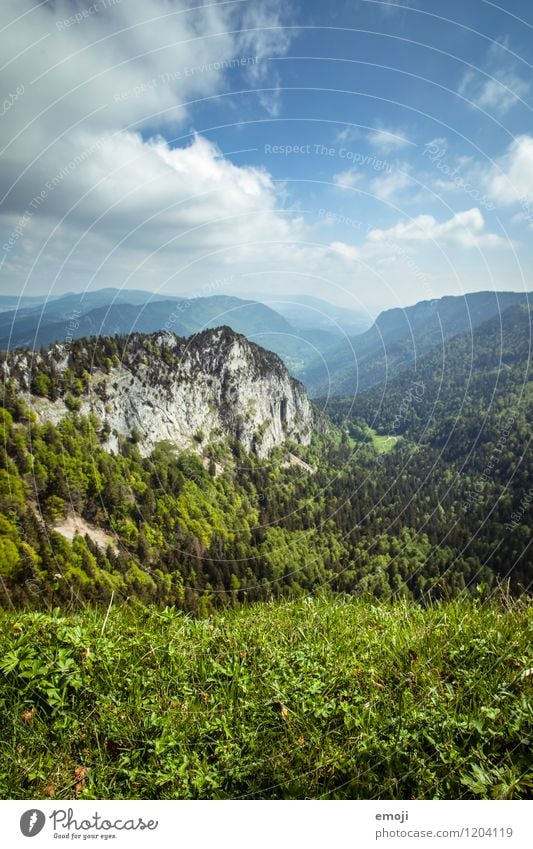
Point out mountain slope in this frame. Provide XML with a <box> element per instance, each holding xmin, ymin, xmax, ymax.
<box><xmin>1</xmin><ymin>311</ymin><xmax>532</xmax><ymax>611</ymax></box>
<box><xmin>302</xmin><ymin>290</ymin><xmax>532</xmax><ymax>397</ymax></box>
<box><xmin>0</xmin><ymin>288</ymin><xmax>170</xmax><ymax>345</ymax></box>
<box><xmin>0</xmin><ymin>289</ymin><xmax>351</xmax><ymax>384</ymax></box>
<box><xmin>1</xmin><ymin>299</ymin><xmax>532</xmax><ymax>614</ymax></box>
<box><xmin>342</xmin><ymin>302</ymin><xmax>533</xmax><ymax>468</ymax></box>
<box><xmin>0</xmin><ymin>294</ymin><xmax>54</xmax><ymax>313</ymax></box>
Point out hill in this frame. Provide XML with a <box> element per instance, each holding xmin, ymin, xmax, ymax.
<box><xmin>0</xmin><ymin>288</ymin><xmax>169</xmax><ymax>345</ymax></box>
<box><xmin>0</xmin><ymin>305</ymin><xmax>532</xmax><ymax>611</ymax></box>
<box><xmin>0</xmin><ymin>292</ymin><xmax>292</xmax><ymax>351</ymax></box>
<box><xmin>0</xmin><ymin>294</ymin><xmax>54</xmax><ymax>313</ymax></box>
<box><xmin>337</xmin><ymin>302</ymin><xmax>533</xmax><ymax>469</ymax></box>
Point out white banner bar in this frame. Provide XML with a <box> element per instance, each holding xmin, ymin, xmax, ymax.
<box><xmin>1</xmin><ymin>800</ymin><xmax>531</xmax><ymax>848</ymax></box>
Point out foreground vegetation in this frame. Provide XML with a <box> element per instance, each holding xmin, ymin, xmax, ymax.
<box><xmin>1</xmin><ymin>596</ymin><xmax>531</xmax><ymax>800</ymax></box>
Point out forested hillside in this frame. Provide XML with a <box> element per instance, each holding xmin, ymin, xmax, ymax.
<box><xmin>333</xmin><ymin>303</ymin><xmax>532</xmax><ymax>459</ymax></box>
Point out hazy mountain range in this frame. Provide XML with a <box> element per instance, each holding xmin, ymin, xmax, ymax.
<box><xmin>1</xmin><ymin>288</ymin><xmax>530</xmax><ymax>401</ymax></box>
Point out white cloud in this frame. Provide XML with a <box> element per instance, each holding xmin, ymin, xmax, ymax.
<box><xmin>334</xmin><ymin>162</ymin><xmax>411</xmax><ymax>201</ymax></box>
<box><xmin>329</xmin><ymin>241</ymin><xmax>359</xmax><ymax>261</ymax></box>
<box><xmin>367</xmin><ymin>208</ymin><xmax>506</xmax><ymax>248</ymax></box>
<box><xmin>458</xmin><ymin>38</ymin><xmax>529</xmax><ymax>117</ymax></box>
<box><xmin>487</xmin><ymin>134</ymin><xmax>533</xmax><ymax>204</ymax></box>
<box><xmin>371</xmin><ymin>167</ymin><xmax>411</xmax><ymax>201</ymax></box>
<box><xmin>368</xmin><ymin>126</ymin><xmax>410</xmax><ymax>153</ymax></box>
<box><xmin>333</xmin><ymin>169</ymin><xmax>361</xmax><ymax>189</ymax></box>
<box><xmin>0</xmin><ymin>0</ymin><xmax>295</xmax><ymax>212</ymax></box>
<box><xmin>236</xmin><ymin>0</ymin><xmax>293</xmax><ymax>117</ymax></box>
<box><xmin>0</xmin><ymin>1</ymin><xmax>521</xmax><ymax>309</ymax></box>
<box><xmin>0</xmin><ymin>0</ymin><xmax>303</xmax><ymax>294</ymax></box>
<box><xmin>1</xmin><ymin>131</ymin><xmax>307</xmax><ymax>288</ymax></box>
<box><xmin>459</xmin><ymin>69</ymin><xmax>529</xmax><ymax>116</ymax></box>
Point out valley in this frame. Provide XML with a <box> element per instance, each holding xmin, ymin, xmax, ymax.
<box><xmin>1</xmin><ymin>291</ymin><xmax>531</xmax><ymax>610</ymax></box>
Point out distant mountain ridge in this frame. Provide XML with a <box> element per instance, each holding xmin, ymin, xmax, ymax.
<box><xmin>257</xmin><ymin>293</ymin><xmax>372</xmax><ymax>336</ymax></box>
<box><xmin>3</xmin><ymin>289</ymin><xmax>531</xmax><ymax>403</ymax></box>
<box><xmin>0</xmin><ymin>288</ymin><xmax>168</xmax><ymax>342</ymax></box>
<box><xmin>302</xmin><ymin>290</ymin><xmax>532</xmax><ymax>397</ymax></box>
<box><xmin>0</xmin><ymin>295</ymin><xmax>294</xmax><ymax>351</ymax></box>
<box><xmin>0</xmin><ymin>288</ymin><xmax>346</xmax><ymax>381</ymax></box>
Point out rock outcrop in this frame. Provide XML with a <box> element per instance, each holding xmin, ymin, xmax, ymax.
<box><xmin>4</xmin><ymin>326</ymin><xmax>319</xmax><ymax>457</ymax></box>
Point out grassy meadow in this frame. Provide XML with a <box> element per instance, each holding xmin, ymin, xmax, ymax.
<box><xmin>0</xmin><ymin>595</ymin><xmax>531</xmax><ymax>800</ymax></box>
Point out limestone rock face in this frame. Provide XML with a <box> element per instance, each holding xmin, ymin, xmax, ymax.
<box><xmin>6</xmin><ymin>326</ymin><xmax>318</xmax><ymax>457</ymax></box>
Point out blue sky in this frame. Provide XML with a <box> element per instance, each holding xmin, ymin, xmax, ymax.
<box><xmin>1</xmin><ymin>0</ymin><xmax>533</xmax><ymax>311</ymax></box>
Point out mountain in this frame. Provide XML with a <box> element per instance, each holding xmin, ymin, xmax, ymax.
<box><xmin>3</xmin><ymin>326</ymin><xmax>318</xmax><ymax>457</ymax></box>
<box><xmin>302</xmin><ymin>290</ymin><xmax>532</xmax><ymax>397</ymax></box>
<box><xmin>249</xmin><ymin>326</ymin><xmax>342</xmax><ymax>378</ymax></box>
<box><xmin>0</xmin><ymin>294</ymin><xmax>54</xmax><ymax>313</ymax></box>
<box><xmin>1</xmin><ymin>304</ymin><xmax>532</xmax><ymax>612</ymax></box>
<box><xmin>0</xmin><ymin>289</ymin><xmax>353</xmax><ymax>384</ymax></box>
<box><xmin>0</xmin><ymin>288</ymin><xmax>175</xmax><ymax>348</ymax></box>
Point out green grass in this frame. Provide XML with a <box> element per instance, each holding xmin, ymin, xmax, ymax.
<box><xmin>366</xmin><ymin>427</ymin><xmax>399</xmax><ymax>453</ymax></box>
<box><xmin>0</xmin><ymin>596</ymin><xmax>531</xmax><ymax>800</ymax></box>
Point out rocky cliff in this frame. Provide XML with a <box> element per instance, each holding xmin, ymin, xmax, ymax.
<box><xmin>3</xmin><ymin>326</ymin><xmax>318</xmax><ymax>457</ymax></box>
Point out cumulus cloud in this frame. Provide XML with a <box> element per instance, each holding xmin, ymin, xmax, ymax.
<box><xmin>236</xmin><ymin>0</ymin><xmax>293</xmax><ymax>117</ymax></box>
<box><xmin>487</xmin><ymin>134</ymin><xmax>533</xmax><ymax>204</ymax></box>
<box><xmin>0</xmin><ymin>0</ymin><xmax>303</xmax><ymax>294</ymax></box>
<box><xmin>0</xmin><ymin>0</ymin><xmax>516</xmax><ymax>308</ymax></box>
<box><xmin>371</xmin><ymin>167</ymin><xmax>411</xmax><ymax>201</ymax></box>
<box><xmin>367</xmin><ymin>208</ymin><xmax>506</xmax><ymax>248</ymax></box>
<box><xmin>333</xmin><ymin>169</ymin><xmax>361</xmax><ymax>189</ymax></box>
<box><xmin>1</xmin><ymin>130</ymin><xmax>308</xmax><ymax>291</ymax></box>
<box><xmin>329</xmin><ymin>241</ymin><xmax>360</xmax><ymax>261</ymax></box>
<box><xmin>460</xmin><ymin>69</ymin><xmax>529</xmax><ymax>116</ymax></box>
